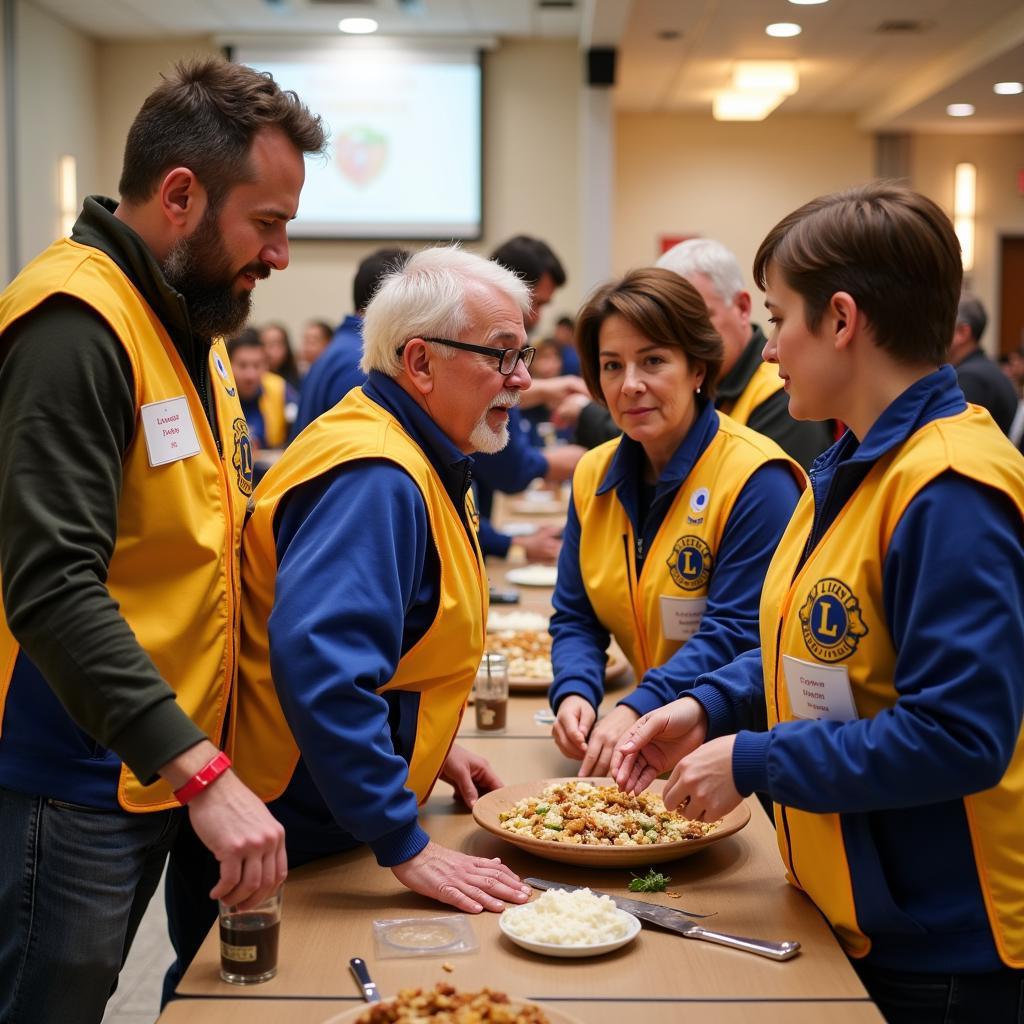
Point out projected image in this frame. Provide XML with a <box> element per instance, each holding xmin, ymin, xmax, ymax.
<box><xmin>243</xmin><ymin>51</ymin><xmax>482</xmax><ymax>239</ymax></box>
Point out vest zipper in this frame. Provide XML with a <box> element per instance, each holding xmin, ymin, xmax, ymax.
<box><xmin>197</xmin><ymin>358</ymin><xmax>222</xmax><ymax>457</ymax></box>
<box><xmin>622</xmin><ymin>532</ymin><xmax>653</xmax><ymax>669</ymax></box>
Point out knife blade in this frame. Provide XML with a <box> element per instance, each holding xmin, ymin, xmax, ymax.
<box><xmin>525</xmin><ymin>877</ymin><xmax>800</xmax><ymax>961</ymax></box>
<box><xmin>349</xmin><ymin>956</ymin><xmax>382</xmax><ymax>1003</ymax></box>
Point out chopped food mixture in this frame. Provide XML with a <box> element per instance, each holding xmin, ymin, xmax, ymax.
<box><xmin>498</xmin><ymin>780</ymin><xmax>721</xmax><ymax>846</ymax></box>
<box><xmin>486</xmin><ymin>629</ymin><xmax>552</xmax><ymax>681</ymax></box>
<box><xmin>354</xmin><ymin>984</ymin><xmax>550</xmax><ymax>1022</ymax></box>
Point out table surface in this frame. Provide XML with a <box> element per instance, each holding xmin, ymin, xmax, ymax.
<box><xmin>166</xmin><ymin>491</ymin><xmax>878</xmax><ymax>1020</ymax></box>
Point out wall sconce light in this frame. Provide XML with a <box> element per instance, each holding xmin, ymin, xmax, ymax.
<box><xmin>58</xmin><ymin>155</ymin><xmax>77</xmax><ymax>237</ymax></box>
<box><xmin>953</xmin><ymin>161</ymin><xmax>976</xmax><ymax>272</ymax></box>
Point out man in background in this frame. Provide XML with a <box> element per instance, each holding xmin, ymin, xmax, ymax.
<box><xmin>293</xmin><ymin>247</ymin><xmax>409</xmax><ymax>433</ymax></box>
<box><xmin>227</xmin><ymin>329</ymin><xmax>290</xmax><ymax>450</ymax></box>
<box><xmin>949</xmin><ymin>293</ymin><xmax>1017</xmax><ymax>435</ymax></box>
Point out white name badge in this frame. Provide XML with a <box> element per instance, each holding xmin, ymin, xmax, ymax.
<box><xmin>140</xmin><ymin>396</ymin><xmax>201</xmax><ymax>467</ymax></box>
<box><xmin>782</xmin><ymin>654</ymin><xmax>859</xmax><ymax>722</ymax></box>
<box><xmin>659</xmin><ymin>594</ymin><xmax>708</xmax><ymax>642</ymax></box>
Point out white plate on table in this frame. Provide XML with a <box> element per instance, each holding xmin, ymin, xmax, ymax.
<box><xmin>499</xmin><ymin>906</ymin><xmax>641</xmax><ymax>958</ymax></box>
<box><xmin>500</xmin><ymin>521</ymin><xmax>539</xmax><ymax>537</ymax></box>
<box><xmin>505</xmin><ymin>565</ymin><xmax>558</xmax><ymax>588</ymax></box>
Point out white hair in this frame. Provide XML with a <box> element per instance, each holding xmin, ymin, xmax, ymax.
<box><xmin>655</xmin><ymin>238</ymin><xmax>746</xmax><ymax>304</ymax></box>
<box><xmin>360</xmin><ymin>245</ymin><xmax>532</xmax><ymax>377</ymax></box>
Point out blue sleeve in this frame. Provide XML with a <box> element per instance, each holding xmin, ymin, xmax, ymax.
<box><xmin>548</xmin><ymin>489</ymin><xmax>612</xmax><ymax>711</ymax></box>
<box><xmin>688</xmin><ymin>648</ymin><xmax>768</xmax><ymax>736</ymax></box>
<box><xmin>625</xmin><ymin>462</ymin><xmax>801</xmax><ymax>717</ymax></box>
<box><xmin>471</xmin><ymin>408</ymin><xmax>548</xmax><ymax>494</ymax></box>
<box><xmin>476</xmin><ymin>514</ymin><xmax>512</xmax><ymax>558</ymax></box>
<box><xmin>268</xmin><ymin>460</ymin><xmax>432</xmax><ymax>865</ymax></box>
<box><xmin>732</xmin><ymin>473</ymin><xmax>1024</xmax><ymax>811</ymax></box>
<box><xmin>294</xmin><ymin>352</ymin><xmax>366</xmax><ymax>434</ymax></box>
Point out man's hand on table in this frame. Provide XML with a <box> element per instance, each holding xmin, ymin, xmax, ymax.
<box><xmin>610</xmin><ymin>696</ymin><xmax>709</xmax><ymax>796</ymax></box>
<box><xmin>439</xmin><ymin>744</ymin><xmax>501</xmax><ymax>808</ymax></box>
<box><xmin>163</xmin><ymin>741</ymin><xmax>287</xmax><ymax>908</ymax></box>
<box><xmin>518</xmin><ymin>524</ymin><xmax>562</xmax><ymax>564</ymax></box>
<box><xmin>392</xmin><ymin>843</ymin><xmax>531</xmax><ymax>914</ymax></box>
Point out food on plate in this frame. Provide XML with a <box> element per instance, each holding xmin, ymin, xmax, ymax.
<box><xmin>501</xmin><ymin>888</ymin><xmax>629</xmax><ymax>946</ymax></box>
<box><xmin>352</xmin><ymin>984</ymin><xmax>550</xmax><ymax>1022</ymax></box>
<box><xmin>498</xmin><ymin>780</ymin><xmax>721</xmax><ymax>846</ymax></box>
<box><xmin>486</xmin><ymin>629</ymin><xmax>552</xmax><ymax>682</ymax></box>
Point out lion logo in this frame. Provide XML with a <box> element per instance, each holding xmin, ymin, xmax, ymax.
<box><xmin>798</xmin><ymin>577</ymin><xmax>869</xmax><ymax>662</ymax></box>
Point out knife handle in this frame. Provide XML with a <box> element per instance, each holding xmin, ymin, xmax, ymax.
<box><xmin>349</xmin><ymin>956</ymin><xmax>382</xmax><ymax>1002</ymax></box>
<box><xmin>686</xmin><ymin>926</ymin><xmax>801</xmax><ymax>961</ymax></box>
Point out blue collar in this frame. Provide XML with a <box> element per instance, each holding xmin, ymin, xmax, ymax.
<box><xmin>362</xmin><ymin>371</ymin><xmax>474</xmax><ymax>501</ymax></box>
<box><xmin>595</xmin><ymin>396</ymin><xmax>718</xmax><ymax>500</ymax></box>
<box><xmin>813</xmin><ymin>365</ymin><xmax>966</xmax><ymax>474</ymax></box>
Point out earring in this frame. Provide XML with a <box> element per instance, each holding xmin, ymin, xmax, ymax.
<box><xmin>696</xmin><ymin>385</ymin><xmax>702</xmax><ymax>394</ymax></box>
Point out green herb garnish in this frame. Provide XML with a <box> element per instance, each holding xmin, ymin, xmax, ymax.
<box><xmin>628</xmin><ymin>868</ymin><xmax>672</xmax><ymax>893</ymax></box>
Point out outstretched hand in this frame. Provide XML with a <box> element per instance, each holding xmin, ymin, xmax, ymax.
<box><xmin>610</xmin><ymin>697</ymin><xmax>708</xmax><ymax>795</ymax></box>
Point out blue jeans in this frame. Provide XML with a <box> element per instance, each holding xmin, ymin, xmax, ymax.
<box><xmin>854</xmin><ymin>960</ymin><xmax>1024</xmax><ymax>1023</ymax></box>
<box><xmin>0</xmin><ymin>786</ymin><xmax>180</xmax><ymax>1024</ymax></box>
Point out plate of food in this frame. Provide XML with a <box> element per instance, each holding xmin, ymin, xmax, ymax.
<box><xmin>499</xmin><ymin>887</ymin><xmax>641</xmax><ymax>958</ymax></box>
<box><xmin>472</xmin><ymin>778</ymin><xmax>750</xmax><ymax>867</ymax></box>
<box><xmin>505</xmin><ymin>565</ymin><xmax>558</xmax><ymax>588</ymax></box>
<box><xmin>485</xmin><ymin>621</ymin><xmax>629</xmax><ymax>692</ymax></box>
<box><xmin>322</xmin><ymin>984</ymin><xmax>581</xmax><ymax>1023</ymax></box>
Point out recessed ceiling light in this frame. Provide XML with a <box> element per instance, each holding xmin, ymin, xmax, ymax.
<box><xmin>338</xmin><ymin>17</ymin><xmax>378</xmax><ymax>34</ymax></box>
<box><xmin>766</xmin><ymin>22</ymin><xmax>802</xmax><ymax>38</ymax></box>
<box><xmin>946</xmin><ymin>103</ymin><xmax>975</xmax><ymax>117</ymax></box>
<box><xmin>993</xmin><ymin>81</ymin><xmax>1023</xmax><ymax>95</ymax></box>
<box><xmin>788</xmin><ymin>0</ymin><xmax>828</xmax><ymax>5</ymax></box>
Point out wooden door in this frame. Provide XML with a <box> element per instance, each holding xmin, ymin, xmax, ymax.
<box><xmin>999</xmin><ymin>235</ymin><xmax>1024</xmax><ymax>355</ymax></box>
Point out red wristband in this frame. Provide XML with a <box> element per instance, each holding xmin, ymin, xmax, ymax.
<box><xmin>173</xmin><ymin>751</ymin><xmax>232</xmax><ymax>805</ymax></box>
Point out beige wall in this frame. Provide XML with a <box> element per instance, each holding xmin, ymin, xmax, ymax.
<box><xmin>91</xmin><ymin>37</ymin><xmax>582</xmax><ymax>342</ymax></box>
<box><xmin>614</xmin><ymin>113</ymin><xmax>875</xmax><ymax>295</ymax></box>
<box><xmin>911</xmin><ymin>132</ymin><xmax>1024</xmax><ymax>353</ymax></box>
<box><xmin>14</xmin><ymin>0</ymin><xmax>97</xmax><ymax>267</ymax></box>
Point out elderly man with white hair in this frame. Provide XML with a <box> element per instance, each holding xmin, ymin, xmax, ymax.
<box><xmin>222</xmin><ymin>246</ymin><xmax>536</xmax><ymax>915</ymax></box>
<box><xmin>656</xmin><ymin>238</ymin><xmax>832</xmax><ymax>468</ymax></box>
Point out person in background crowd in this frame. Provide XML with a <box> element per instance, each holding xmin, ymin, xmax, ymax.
<box><xmin>549</xmin><ymin>268</ymin><xmax>803</xmax><ymax>777</ymax></box>
<box><xmin>473</xmin><ymin>236</ymin><xmax>586</xmax><ymax>565</ymax></box>
<box><xmin>228</xmin><ymin>328</ymin><xmax>290</xmax><ymax>450</ymax></box>
<box><xmin>298</xmin><ymin>318</ymin><xmax>333</xmax><ymax>374</ymax></box>
<box><xmin>949</xmin><ymin>293</ymin><xmax>1018</xmax><ymax>435</ymax></box>
<box><xmin>553</xmin><ymin>240</ymin><xmax>833</xmax><ymax>468</ymax></box>
<box><xmin>553</xmin><ymin>313</ymin><xmax>581</xmax><ymax>375</ymax></box>
<box><xmin>521</xmin><ymin>337</ymin><xmax>568</xmax><ymax>446</ymax></box>
<box><xmin>613</xmin><ymin>182</ymin><xmax>1024</xmax><ymax>1024</ymax></box>
<box><xmin>293</xmin><ymin>247</ymin><xmax>410</xmax><ymax>434</ymax></box>
<box><xmin>0</xmin><ymin>58</ymin><xmax>325</xmax><ymax>1024</ymax></box>
<box><xmin>260</xmin><ymin>320</ymin><xmax>301</xmax><ymax>392</ymax></box>
<box><xmin>1000</xmin><ymin>344</ymin><xmax>1024</xmax><ymax>449</ymax></box>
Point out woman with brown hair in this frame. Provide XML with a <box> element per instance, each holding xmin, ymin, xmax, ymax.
<box><xmin>549</xmin><ymin>267</ymin><xmax>804</xmax><ymax>774</ymax></box>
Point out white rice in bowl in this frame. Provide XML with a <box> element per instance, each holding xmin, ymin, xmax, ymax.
<box><xmin>501</xmin><ymin>888</ymin><xmax>629</xmax><ymax>945</ymax></box>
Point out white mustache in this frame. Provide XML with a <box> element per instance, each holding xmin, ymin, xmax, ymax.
<box><xmin>490</xmin><ymin>389</ymin><xmax>521</xmax><ymax>410</ymax></box>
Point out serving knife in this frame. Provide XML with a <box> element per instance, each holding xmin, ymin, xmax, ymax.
<box><xmin>349</xmin><ymin>956</ymin><xmax>382</xmax><ymax>1002</ymax></box>
<box><xmin>525</xmin><ymin>878</ymin><xmax>800</xmax><ymax>961</ymax></box>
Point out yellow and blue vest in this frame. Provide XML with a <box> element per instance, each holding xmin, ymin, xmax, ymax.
<box><xmin>573</xmin><ymin>413</ymin><xmax>801</xmax><ymax>676</ymax></box>
<box><xmin>257</xmin><ymin>371</ymin><xmax>289</xmax><ymax>448</ymax></box>
<box><xmin>718</xmin><ymin>360</ymin><xmax>785</xmax><ymax>426</ymax></box>
<box><xmin>0</xmin><ymin>238</ymin><xmax>250</xmax><ymax>811</ymax></box>
<box><xmin>231</xmin><ymin>387</ymin><xmax>488</xmax><ymax>805</ymax></box>
<box><xmin>760</xmin><ymin>406</ymin><xmax>1024</xmax><ymax>965</ymax></box>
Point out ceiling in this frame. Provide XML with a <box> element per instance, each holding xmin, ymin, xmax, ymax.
<box><xmin>24</xmin><ymin>0</ymin><xmax>1024</xmax><ymax>132</ymax></box>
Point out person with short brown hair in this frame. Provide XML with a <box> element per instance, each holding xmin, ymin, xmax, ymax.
<box><xmin>614</xmin><ymin>182</ymin><xmax>1024</xmax><ymax>1024</ymax></box>
<box><xmin>549</xmin><ymin>267</ymin><xmax>803</xmax><ymax>776</ymax></box>
<box><xmin>0</xmin><ymin>57</ymin><xmax>325</xmax><ymax>1023</ymax></box>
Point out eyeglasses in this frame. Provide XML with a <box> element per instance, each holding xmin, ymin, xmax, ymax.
<box><xmin>397</xmin><ymin>337</ymin><xmax>535</xmax><ymax>377</ymax></box>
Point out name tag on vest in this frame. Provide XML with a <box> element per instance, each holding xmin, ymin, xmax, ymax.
<box><xmin>659</xmin><ymin>595</ymin><xmax>707</xmax><ymax>642</ymax></box>
<box><xmin>140</xmin><ymin>396</ymin><xmax>201</xmax><ymax>467</ymax></box>
<box><xmin>782</xmin><ymin>655</ymin><xmax>858</xmax><ymax>722</ymax></box>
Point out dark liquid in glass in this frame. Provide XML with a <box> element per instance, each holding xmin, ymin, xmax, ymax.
<box><xmin>475</xmin><ymin>698</ymin><xmax>507</xmax><ymax>731</ymax></box>
<box><xmin>219</xmin><ymin>913</ymin><xmax>279</xmax><ymax>979</ymax></box>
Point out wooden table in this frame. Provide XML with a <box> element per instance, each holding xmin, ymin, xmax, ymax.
<box><xmin>166</xmin><ymin>501</ymin><xmax>880</xmax><ymax>1021</ymax></box>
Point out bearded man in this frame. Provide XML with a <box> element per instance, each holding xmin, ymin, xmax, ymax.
<box><xmin>0</xmin><ymin>58</ymin><xmax>325</xmax><ymax>1024</ymax></box>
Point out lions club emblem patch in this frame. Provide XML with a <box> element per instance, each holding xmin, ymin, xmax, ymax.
<box><xmin>667</xmin><ymin>536</ymin><xmax>713</xmax><ymax>591</ymax></box>
<box><xmin>231</xmin><ymin>417</ymin><xmax>254</xmax><ymax>496</ymax></box>
<box><xmin>799</xmin><ymin>577</ymin><xmax>868</xmax><ymax>662</ymax></box>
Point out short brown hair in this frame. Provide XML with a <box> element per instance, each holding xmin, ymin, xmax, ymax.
<box><xmin>119</xmin><ymin>57</ymin><xmax>326</xmax><ymax>211</ymax></box>
<box><xmin>753</xmin><ymin>181</ymin><xmax>962</xmax><ymax>365</ymax></box>
<box><xmin>575</xmin><ymin>268</ymin><xmax>723</xmax><ymax>402</ymax></box>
